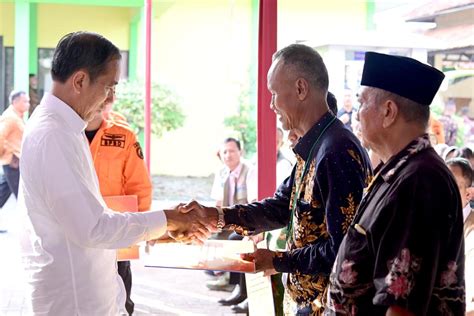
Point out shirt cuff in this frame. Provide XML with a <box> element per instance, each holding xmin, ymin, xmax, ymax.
<box><xmin>222</xmin><ymin>206</ymin><xmax>255</xmax><ymax>236</ymax></box>
<box><xmin>141</xmin><ymin>210</ymin><xmax>167</xmax><ymax>240</ymax></box>
<box><xmin>222</xmin><ymin>206</ymin><xmax>237</xmax><ymax>227</ymax></box>
<box><xmin>272</xmin><ymin>251</ymin><xmax>291</xmax><ymax>273</ymax></box>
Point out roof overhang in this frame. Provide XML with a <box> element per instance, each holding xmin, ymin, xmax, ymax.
<box><xmin>302</xmin><ymin>30</ymin><xmax>445</xmax><ymax>51</ymax></box>
<box><xmin>406</xmin><ymin>1</ymin><xmax>474</xmax><ymax>22</ymax></box>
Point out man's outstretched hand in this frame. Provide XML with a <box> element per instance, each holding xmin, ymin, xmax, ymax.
<box><xmin>241</xmin><ymin>248</ymin><xmax>278</xmax><ymax>276</ymax></box>
<box><xmin>163</xmin><ymin>202</ymin><xmax>219</xmax><ymax>244</ymax></box>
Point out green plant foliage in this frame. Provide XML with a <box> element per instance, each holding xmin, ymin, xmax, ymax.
<box><xmin>224</xmin><ymin>91</ymin><xmax>257</xmax><ymax>157</ymax></box>
<box><xmin>113</xmin><ymin>80</ymin><xmax>185</xmax><ymax>137</ymax></box>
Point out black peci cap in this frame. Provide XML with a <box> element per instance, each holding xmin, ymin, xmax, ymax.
<box><xmin>361</xmin><ymin>52</ymin><xmax>445</xmax><ymax>105</ymax></box>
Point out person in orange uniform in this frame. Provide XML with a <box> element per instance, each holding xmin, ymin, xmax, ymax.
<box><xmin>429</xmin><ymin>113</ymin><xmax>445</xmax><ymax>145</ymax></box>
<box><xmin>0</xmin><ymin>91</ymin><xmax>30</xmax><ymax>208</ymax></box>
<box><xmin>0</xmin><ymin>90</ymin><xmax>30</xmax><ymax>233</ymax></box>
<box><xmin>85</xmin><ymin>96</ymin><xmax>152</xmax><ymax>315</ymax></box>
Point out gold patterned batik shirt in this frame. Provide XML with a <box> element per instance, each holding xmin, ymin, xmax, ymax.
<box><xmin>223</xmin><ymin>112</ymin><xmax>373</xmax><ymax>315</ymax></box>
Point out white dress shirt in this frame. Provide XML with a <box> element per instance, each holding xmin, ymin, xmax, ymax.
<box><xmin>463</xmin><ymin>203</ymin><xmax>472</xmax><ymax>222</ymax></box>
<box><xmin>210</xmin><ymin>161</ymin><xmax>258</xmax><ymax>204</ymax></box>
<box><xmin>18</xmin><ymin>93</ymin><xmax>167</xmax><ymax>316</ymax></box>
<box><xmin>227</xmin><ymin>163</ymin><xmax>241</xmax><ymax>205</ymax></box>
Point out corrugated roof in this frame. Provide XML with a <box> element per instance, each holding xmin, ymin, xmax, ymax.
<box><xmin>406</xmin><ymin>0</ymin><xmax>474</xmax><ymax>22</ymax></box>
<box><xmin>425</xmin><ymin>24</ymin><xmax>474</xmax><ymax>50</ymax></box>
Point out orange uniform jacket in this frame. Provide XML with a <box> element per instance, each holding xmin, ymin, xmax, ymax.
<box><xmin>0</xmin><ymin>105</ymin><xmax>25</xmax><ymax>165</ymax></box>
<box><xmin>89</xmin><ymin>120</ymin><xmax>152</xmax><ymax>212</ymax></box>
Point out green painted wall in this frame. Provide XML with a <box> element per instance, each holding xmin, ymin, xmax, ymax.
<box><xmin>366</xmin><ymin>1</ymin><xmax>376</xmax><ymax>31</ymax></box>
<box><xmin>128</xmin><ymin>10</ymin><xmax>141</xmax><ymax>80</ymax></box>
<box><xmin>29</xmin><ymin>2</ymin><xmax>38</xmax><ymax>75</ymax></box>
<box><xmin>14</xmin><ymin>0</ymin><xmax>29</xmax><ymax>92</ymax></box>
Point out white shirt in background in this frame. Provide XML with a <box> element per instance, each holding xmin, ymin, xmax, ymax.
<box><xmin>464</xmin><ymin>204</ymin><xmax>471</xmax><ymax>222</ymax></box>
<box><xmin>210</xmin><ymin>161</ymin><xmax>258</xmax><ymax>204</ymax></box>
<box><xmin>18</xmin><ymin>93</ymin><xmax>167</xmax><ymax>316</ymax></box>
<box><xmin>227</xmin><ymin>163</ymin><xmax>242</xmax><ymax>205</ymax></box>
<box><xmin>464</xmin><ymin>206</ymin><xmax>474</xmax><ymax>314</ymax></box>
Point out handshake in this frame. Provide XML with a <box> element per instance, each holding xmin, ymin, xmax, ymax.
<box><xmin>161</xmin><ymin>201</ymin><xmax>220</xmax><ymax>244</ymax></box>
<box><xmin>149</xmin><ymin>201</ymin><xmax>279</xmax><ymax>274</ymax></box>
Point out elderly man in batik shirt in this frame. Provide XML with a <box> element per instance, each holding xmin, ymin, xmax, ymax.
<box><xmin>183</xmin><ymin>44</ymin><xmax>372</xmax><ymax>315</ymax></box>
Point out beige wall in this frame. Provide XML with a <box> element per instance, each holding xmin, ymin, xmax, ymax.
<box><xmin>1</xmin><ymin>0</ymin><xmax>370</xmax><ymax>177</ymax></box>
<box><xmin>148</xmin><ymin>0</ymin><xmax>255</xmax><ymax>176</ymax></box>
<box><xmin>0</xmin><ymin>3</ymin><xmax>15</xmax><ymax>46</ymax></box>
<box><xmin>37</xmin><ymin>4</ymin><xmax>132</xmax><ymax>49</ymax></box>
<box><xmin>278</xmin><ymin>0</ymin><xmax>367</xmax><ymax>47</ymax></box>
<box><xmin>147</xmin><ymin>0</ymin><xmax>369</xmax><ymax>176</ymax></box>
<box><xmin>0</xmin><ymin>3</ymin><xmax>132</xmax><ymax>49</ymax></box>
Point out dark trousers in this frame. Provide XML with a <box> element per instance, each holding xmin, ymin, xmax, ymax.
<box><xmin>117</xmin><ymin>261</ymin><xmax>134</xmax><ymax>315</ymax></box>
<box><xmin>296</xmin><ymin>305</ymin><xmax>313</xmax><ymax>316</ymax></box>
<box><xmin>0</xmin><ymin>164</ymin><xmax>20</xmax><ymax>207</ymax></box>
<box><xmin>228</xmin><ymin>232</ymin><xmax>247</xmax><ymax>295</ymax></box>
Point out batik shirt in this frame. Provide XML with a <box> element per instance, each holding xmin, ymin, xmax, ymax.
<box><xmin>223</xmin><ymin>112</ymin><xmax>372</xmax><ymax>314</ymax></box>
<box><xmin>326</xmin><ymin>134</ymin><xmax>465</xmax><ymax>315</ymax></box>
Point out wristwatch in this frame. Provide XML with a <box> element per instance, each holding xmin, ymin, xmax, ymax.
<box><xmin>216</xmin><ymin>207</ymin><xmax>225</xmax><ymax>231</ymax></box>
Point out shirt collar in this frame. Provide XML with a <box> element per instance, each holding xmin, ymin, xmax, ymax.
<box><xmin>463</xmin><ymin>204</ymin><xmax>472</xmax><ymax>223</ymax></box>
<box><xmin>6</xmin><ymin>105</ymin><xmax>23</xmax><ymax>119</ymax></box>
<box><xmin>228</xmin><ymin>163</ymin><xmax>243</xmax><ymax>178</ymax></box>
<box><xmin>374</xmin><ymin>134</ymin><xmax>432</xmax><ymax>183</ymax></box>
<box><xmin>42</xmin><ymin>93</ymin><xmax>87</xmax><ymax>134</ymax></box>
<box><xmin>293</xmin><ymin>111</ymin><xmax>334</xmax><ymax>161</ymax></box>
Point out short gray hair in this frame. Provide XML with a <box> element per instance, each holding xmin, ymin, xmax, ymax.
<box><xmin>9</xmin><ymin>90</ymin><xmax>27</xmax><ymax>104</ymax></box>
<box><xmin>367</xmin><ymin>87</ymin><xmax>430</xmax><ymax>129</ymax></box>
<box><xmin>273</xmin><ymin>44</ymin><xmax>328</xmax><ymax>92</ymax></box>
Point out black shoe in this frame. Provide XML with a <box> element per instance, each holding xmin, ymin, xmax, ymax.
<box><xmin>231</xmin><ymin>299</ymin><xmax>248</xmax><ymax>314</ymax></box>
<box><xmin>218</xmin><ymin>285</ymin><xmax>246</xmax><ymax>306</ymax></box>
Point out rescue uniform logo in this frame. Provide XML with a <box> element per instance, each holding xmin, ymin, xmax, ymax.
<box><xmin>101</xmin><ymin>133</ymin><xmax>126</xmax><ymax>148</ymax></box>
<box><xmin>134</xmin><ymin>142</ymin><xmax>144</xmax><ymax>159</ymax></box>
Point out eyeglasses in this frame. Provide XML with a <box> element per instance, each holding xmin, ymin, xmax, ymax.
<box><xmin>104</xmin><ymin>85</ymin><xmax>116</xmax><ymax>97</ymax></box>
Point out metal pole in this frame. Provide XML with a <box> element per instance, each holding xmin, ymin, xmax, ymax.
<box><xmin>257</xmin><ymin>0</ymin><xmax>277</xmax><ymax>199</ymax></box>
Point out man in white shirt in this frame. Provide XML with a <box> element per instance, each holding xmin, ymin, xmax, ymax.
<box><xmin>18</xmin><ymin>31</ymin><xmax>212</xmax><ymax>316</ymax></box>
<box><xmin>210</xmin><ymin>138</ymin><xmax>257</xmax><ymax>207</ymax></box>
<box><xmin>208</xmin><ymin>138</ymin><xmax>256</xmax><ymax>303</ymax></box>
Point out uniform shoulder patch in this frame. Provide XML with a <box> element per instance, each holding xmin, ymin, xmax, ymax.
<box><xmin>101</xmin><ymin>133</ymin><xmax>126</xmax><ymax>148</ymax></box>
<box><xmin>134</xmin><ymin>142</ymin><xmax>144</xmax><ymax>159</ymax></box>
